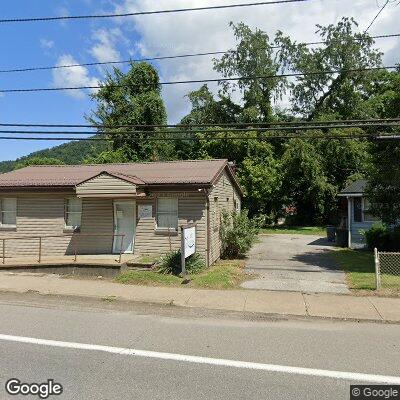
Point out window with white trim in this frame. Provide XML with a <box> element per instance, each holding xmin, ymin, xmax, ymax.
<box><xmin>65</xmin><ymin>198</ymin><xmax>82</xmax><ymax>230</ymax></box>
<box><xmin>0</xmin><ymin>198</ymin><xmax>17</xmax><ymax>227</ymax></box>
<box><xmin>156</xmin><ymin>198</ymin><xmax>178</xmax><ymax>230</ymax></box>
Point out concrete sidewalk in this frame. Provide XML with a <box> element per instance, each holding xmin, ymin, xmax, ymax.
<box><xmin>0</xmin><ymin>272</ymin><xmax>399</xmax><ymax>322</ymax></box>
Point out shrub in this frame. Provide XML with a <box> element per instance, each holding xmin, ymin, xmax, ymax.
<box><xmin>364</xmin><ymin>223</ymin><xmax>394</xmax><ymax>251</ymax></box>
<box><xmin>391</xmin><ymin>226</ymin><xmax>400</xmax><ymax>251</ymax></box>
<box><xmin>156</xmin><ymin>250</ymin><xmax>205</xmax><ymax>275</ymax></box>
<box><xmin>220</xmin><ymin>210</ymin><xmax>260</xmax><ymax>259</ymax></box>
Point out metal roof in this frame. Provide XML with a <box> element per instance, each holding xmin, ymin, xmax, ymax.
<box><xmin>338</xmin><ymin>179</ymin><xmax>367</xmax><ymax>196</ymax></box>
<box><xmin>0</xmin><ymin>159</ymin><xmax>242</xmax><ymax>194</ymax></box>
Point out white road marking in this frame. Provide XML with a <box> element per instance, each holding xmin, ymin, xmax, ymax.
<box><xmin>0</xmin><ymin>333</ymin><xmax>399</xmax><ymax>384</ymax></box>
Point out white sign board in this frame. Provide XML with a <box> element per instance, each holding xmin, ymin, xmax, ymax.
<box><xmin>138</xmin><ymin>204</ymin><xmax>152</xmax><ymax>219</ymax></box>
<box><xmin>183</xmin><ymin>226</ymin><xmax>196</xmax><ymax>258</ymax></box>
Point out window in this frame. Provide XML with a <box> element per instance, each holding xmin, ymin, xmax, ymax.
<box><xmin>363</xmin><ymin>199</ymin><xmax>380</xmax><ymax>222</ymax></box>
<box><xmin>0</xmin><ymin>198</ymin><xmax>17</xmax><ymax>227</ymax></box>
<box><xmin>353</xmin><ymin>197</ymin><xmax>379</xmax><ymax>223</ymax></box>
<box><xmin>156</xmin><ymin>198</ymin><xmax>178</xmax><ymax>230</ymax></box>
<box><xmin>353</xmin><ymin>198</ymin><xmax>362</xmax><ymax>223</ymax></box>
<box><xmin>65</xmin><ymin>198</ymin><xmax>82</xmax><ymax>230</ymax></box>
<box><xmin>234</xmin><ymin>199</ymin><xmax>240</xmax><ymax>214</ymax></box>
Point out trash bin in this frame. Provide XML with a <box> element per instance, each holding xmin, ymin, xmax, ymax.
<box><xmin>326</xmin><ymin>226</ymin><xmax>336</xmax><ymax>242</ymax></box>
<box><xmin>335</xmin><ymin>228</ymin><xmax>348</xmax><ymax>247</ymax></box>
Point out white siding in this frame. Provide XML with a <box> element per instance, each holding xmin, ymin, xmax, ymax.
<box><xmin>349</xmin><ymin>196</ymin><xmax>379</xmax><ymax>249</ymax></box>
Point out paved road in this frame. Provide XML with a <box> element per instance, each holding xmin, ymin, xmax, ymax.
<box><xmin>0</xmin><ymin>292</ymin><xmax>398</xmax><ymax>399</ymax></box>
<box><xmin>242</xmin><ymin>234</ymin><xmax>350</xmax><ymax>294</ymax></box>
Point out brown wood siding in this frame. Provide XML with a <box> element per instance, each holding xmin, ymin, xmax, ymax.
<box><xmin>0</xmin><ymin>195</ymin><xmax>115</xmax><ymax>259</ymax></box>
<box><xmin>76</xmin><ymin>174</ymin><xmax>137</xmax><ymax>197</ymax></box>
<box><xmin>135</xmin><ymin>192</ymin><xmax>207</xmax><ymax>262</ymax></box>
<box><xmin>78</xmin><ymin>198</ymin><xmax>114</xmax><ymax>254</ymax></box>
<box><xmin>209</xmin><ymin>170</ymin><xmax>241</xmax><ymax>265</ymax></box>
<box><xmin>0</xmin><ymin>190</ymin><xmax>209</xmax><ymax>262</ymax></box>
<box><xmin>0</xmin><ymin>194</ymin><xmax>71</xmax><ymax>258</ymax></box>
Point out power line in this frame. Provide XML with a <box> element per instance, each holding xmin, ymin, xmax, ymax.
<box><xmin>0</xmin><ymin>121</ymin><xmax>399</xmax><ymax>137</ymax></box>
<box><xmin>1</xmin><ymin>118</ymin><xmax>399</xmax><ymax>129</ymax></box>
<box><xmin>0</xmin><ymin>66</ymin><xmax>396</xmax><ymax>94</ymax></box>
<box><xmin>0</xmin><ymin>0</ymin><xmax>308</xmax><ymax>23</ymax></box>
<box><xmin>1</xmin><ymin>33</ymin><xmax>398</xmax><ymax>74</ymax></box>
<box><xmin>0</xmin><ymin>134</ymin><xmax>396</xmax><ymax>142</ymax></box>
<box><xmin>365</xmin><ymin>0</ymin><xmax>390</xmax><ymax>32</ymax></box>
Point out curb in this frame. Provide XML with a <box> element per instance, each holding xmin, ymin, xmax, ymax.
<box><xmin>0</xmin><ymin>288</ymin><xmax>398</xmax><ymax>325</ymax></box>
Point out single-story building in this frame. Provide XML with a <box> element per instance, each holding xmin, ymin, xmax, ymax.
<box><xmin>338</xmin><ymin>179</ymin><xmax>380</xmax><ymax>248</ymax></box>
<box><xmin>0</xmin><ymin>159</ymin><xmax>242</xmax><ymax>266</ymax></box>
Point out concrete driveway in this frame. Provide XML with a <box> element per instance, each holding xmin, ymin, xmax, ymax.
<box><xmin>242</xmin><ymin>234</ymin><xmax>350</xmax><ymax>294</ymax></box>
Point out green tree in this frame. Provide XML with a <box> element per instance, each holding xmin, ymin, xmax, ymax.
<box><xmin>276</xmin><ymin>17</ymin><xmax>382</xmax><ymax>119</ymax></box>
<box><xmin>15</xmin><ymin>157</ymin><xmax>65</xmax><ymax>169</ymax></box>
<box><xmin>193</xmin><ymin>129</ymin><xmax>282</xmax><ymax>219</ymax></box>
<box><xmin>366</xmin><ymin>142</ymin><xmax>400</xmax><ymax>224</ymax></box>
<box><xmin>280</xmin><ymin>139</ymin><xmax>337</xmax><ymax>224</ymax></box>
<box><xmin>214</xmin><ymin>22</ymin><xmax>285</xmax><ymax>123</ymax></box>
<box><xmin>183</xmin><ymin>22</ymin><xmax>284</xmax><ymax>126</ymax></box>
<box><xmin>181</xmin><ymin>85</ymin><xmax>241</xmax><ymax>126</ymax></box>
<box><xmin>87</xmin><ymin>62</ymin><xmax>169</xmax><ymax>162</ymax></box>
<box><xmin>314</xmin><ymin>128</ymin><xmax>371</xmax><ymax>189</ymax></box>
<box><xmin>364</xmin><ymin>69</ymin><xmax>400</xmax><ymax>224</ymax></box>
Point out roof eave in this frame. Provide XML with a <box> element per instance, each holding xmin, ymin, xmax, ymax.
<box><xmin>338</xmin><ymin>193</ymin><xmax>364</xmax><ymax>197</ymax></box>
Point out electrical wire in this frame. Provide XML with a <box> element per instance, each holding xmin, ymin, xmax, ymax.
<box><xmin>0</xmin><ymin>1</ymin><xmax>309</xmax><ymax>23</ymax></box>
<box><xmin>0</xmin><ymin>121</ymin><xmax>399</xmax><ymax>136</ymax></box>
<box><xmin>0</xmin><ymin>134</ymin><xmax>397</xmax><ymax>141</ymax></box>
<box><xmin>365</xmin><ymin>0</ymin><xmax>390</xmax><ymax>32</ymax></box>
<box><xmin>0</xmin><ymin>118</ymin><xmax>399</xmax><ymax>129</ymax></box>
<box><xmin>1</xmin><ymin>33</ymin><xmax>398</xmax><ymax>74</ymax></box>
<box><xmin>0</xmin><ymin>66</ymin><xmax>396</xmax><ymax>94</ymax></box>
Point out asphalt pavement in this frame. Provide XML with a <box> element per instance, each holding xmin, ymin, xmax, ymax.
<box><xmin>0</xmin><ymin>292</ymin><xmax>399</xmax><ymax>400</ymax></box>
<box><xmin>242</xmin><ymin>234</ymin><xmax>350</xmax><ymax>293</ymax></box>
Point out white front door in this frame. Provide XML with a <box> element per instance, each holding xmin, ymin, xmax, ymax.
<box><xmin>113</xmin><ymin>201</ymin><xmax>135</xmax><ymax>254</ymax></box>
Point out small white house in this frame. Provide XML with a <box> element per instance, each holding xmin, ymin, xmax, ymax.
<box><xmin>338</xmin><ymin>179</ymin><xmax>380</xmax><ymax>249</ymax></box>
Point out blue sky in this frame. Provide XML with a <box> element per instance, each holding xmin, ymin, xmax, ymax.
<box><xmin>0</xmin><ymin>0</ymin><xmax>399</xmax><ymax>162</ymax></box>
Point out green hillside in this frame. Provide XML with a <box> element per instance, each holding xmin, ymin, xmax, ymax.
<box><xmin>0</xmin><ymin>138</ymin><xmax>108</xmax><ymax>173</ymax></box>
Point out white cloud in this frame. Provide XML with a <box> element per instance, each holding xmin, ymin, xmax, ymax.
<box><xmin>90</xmin><ymin>28</ymin><xmax>125</xmax><ymax>63</ymax></box>
<box><xmin>56</xmin><ymin>6</ymin><xmax>70</xmax><ymax>27</ymax></box>
<box><xmin>40</xmin><ymin>38</ymin><xmax>55</xmax><ymax>49</ymax></box>
<box><xmin>112</xmin><ymin>0</ymin><xmax>400</xmax><ymax>123</ymax></box>
<box><xmin>52</xmin><ymin>54</ymin><xmax>99</xmax><ymax>99</ymax></box>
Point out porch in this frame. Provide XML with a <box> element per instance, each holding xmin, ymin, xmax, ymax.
<box><xmin>0</xmin><ymin>233</ymin><xmax>137</xmax><ymax>269</ymax></box>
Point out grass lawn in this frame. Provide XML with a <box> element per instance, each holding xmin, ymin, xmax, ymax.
<box><xmin>260</xmin><ymin>226</ymin><xmax>326</xmax><ymax>236</ymax></box>
<box><xmin>115</xmin><ymin>260</ymin><xmax>246</xmax><ymax>290</ymax></box>
<box><xmin>332</xmin><ymin>249</ymin><xmax>400</xmax><ymax>294</ymax></box>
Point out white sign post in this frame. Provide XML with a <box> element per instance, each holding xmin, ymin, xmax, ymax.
<box><xmin>181</xmin><ymin>224</ymin><xmax>196</xmax><ymax>277</ymax></box>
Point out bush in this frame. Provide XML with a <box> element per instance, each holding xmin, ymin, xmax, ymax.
<box><xmin>392</xmin><ymin>226</ymin><xmax>400</xmax><ymax>251</ymax></box>
<box><xmin>220</xmin><ymin>210</ymin><xmax>260</xmax><ymax>259</ymax></box>
<box><xmin>364</xmin><ymin>224</ymin><xmax>400</xmax><ymax>251</ymax></box>
<box><xmin>156</xmin><ymin>250</ymin><xmax>205</xmax><ymax>275</ymax></box>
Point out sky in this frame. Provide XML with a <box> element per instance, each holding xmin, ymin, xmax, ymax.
<box><xmin>0</xmin><ymin>0</ymin><xmax>399</xmax><ymax>162</ymax></box>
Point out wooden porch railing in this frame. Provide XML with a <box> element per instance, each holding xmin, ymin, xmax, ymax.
<box><xmin>1</xmin><ymin>233</ymin><xmax>125</xmax><ymax>265</ymax></box>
